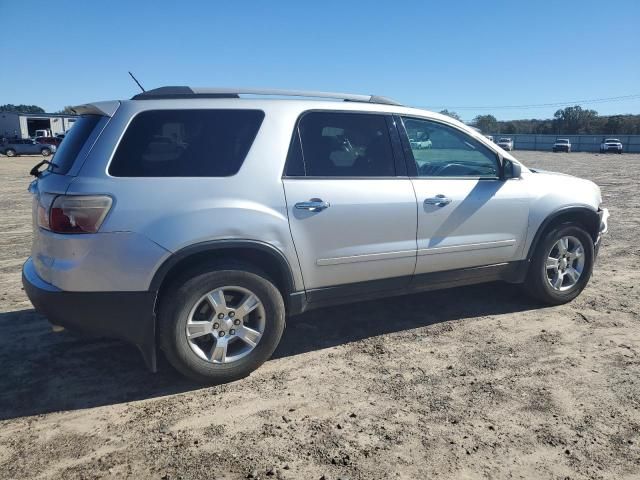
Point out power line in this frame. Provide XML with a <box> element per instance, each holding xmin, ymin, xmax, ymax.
<box><xmin>419</xmin><ymin>93</ymin><xmax>640</xmax><ymax>111</ymax></box>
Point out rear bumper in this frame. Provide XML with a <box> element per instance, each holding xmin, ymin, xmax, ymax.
<box><xmin>22</xmin><ymin>257</ymin><xmax>158</xmax><ymax>371</ymax></box>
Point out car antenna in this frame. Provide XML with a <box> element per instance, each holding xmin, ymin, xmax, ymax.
<box><xmin>128</xmin><ymin>71</ymin><xmax>146</xmax><ymax>92</ymax></box>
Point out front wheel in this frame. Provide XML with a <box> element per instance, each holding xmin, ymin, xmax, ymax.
<box><xmin>524</xmin><ymin>224</ymin><xmax>594</xmax><ymax>305</ymax></box>
<box><xmin>158</xmin><ymin>266</ymin><xmax>286</xmax><ymax>383</ymax></box>
<box><xmin>5</xmin><ymin>148</ymin><xmax>16</xmax><ymax>157</ymax></box>
<box><xmin>40</xmin><ymin>148</ymin><xmax>51</xmax><ymax>157</ymax></box>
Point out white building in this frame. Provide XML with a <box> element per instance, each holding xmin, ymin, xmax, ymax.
<box><xmin>0</xmin><ymin>111</ymin><xmax>78</xmax><ymax>139</ymax></box>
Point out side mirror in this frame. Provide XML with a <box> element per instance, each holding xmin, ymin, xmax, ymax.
<box><xmin>502</xmin><ymin>158</ymin><xmax>522</xmax><ymax>179</ymax></box>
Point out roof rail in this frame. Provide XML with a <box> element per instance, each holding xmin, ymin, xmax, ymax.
<box><xmin>131</xmin><ymin>86</ymin><xmax>403</xmax><ymax>106</ymax></box>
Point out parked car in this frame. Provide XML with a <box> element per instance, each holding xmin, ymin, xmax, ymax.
<box><xmin>600</xmin><ymin>138</ymin><xmax>623</xmax><ymax>154</ymax></box>
<box><xmin>553</xmin><ymin>138</ymin><xmax>571</xmax><ymax>153</ymax></box>
<box><xmin>1</xmin><ymin>138</ymin><xmax>56</xmax><ymax>157</ymax></box>
<box><xmin>35</xmin><ymin>136</ymin><xmax>63</xmax><ymax>147</ymax></box>
<box><xmin>497</xmin><ymin>137</ymin><xmax>514</xmax><ymax>151</ymax></box>
<box><xmin>23</xmin><ymin>87</ymin><xmax>609</xmax><ymax>383</ymax></box>
<box><xmin>409</xmin><ymin>137</ymin><xmax>432</xmax><ymax>149</ymax></box>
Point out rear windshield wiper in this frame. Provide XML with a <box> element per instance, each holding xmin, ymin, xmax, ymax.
<box><xmin>30</xmin><ymin>160</ymin><xmax>58</xmax><ymax>178</ymax></box>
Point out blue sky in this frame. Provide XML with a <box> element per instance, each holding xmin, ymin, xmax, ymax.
<box><xmin>2</xmin><ymin>0</ymin><xmax>639</xmax><ymax>121</ymax></box>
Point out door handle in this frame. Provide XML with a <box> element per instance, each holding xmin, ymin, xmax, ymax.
<box><xmin>424</xmin><ymin>195</ymin><xmax>451</xmax><ymax>207</ymax></box>
<box><xmin>295</xmin><ymin>199</ymin><xmax>330</xmax><ymax>212</ymax></box>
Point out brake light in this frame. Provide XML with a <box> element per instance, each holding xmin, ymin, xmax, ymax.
<box><xmin>36</xmin><ymin>193</ymin><xmax>56</xmax><ymax>230</ymax></box>
<box><xmin>38</xmin><ymin>195</ymin><xmax>112</xmax><ymax>233</ymax></box>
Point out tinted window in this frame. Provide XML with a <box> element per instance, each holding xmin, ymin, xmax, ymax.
<box><xmin>49</xmin><ymin>114</ymin><xmax>102</xmax><ymax>174</ymax></box>
<box><xmin>298</xmin><ymin>112</ymin><xmax>395</xmax><ymax>177</ymax></box>
<box><xmin>402</xmin><ymin>117</ymin><xmax>499</xmax><ymax>178</ymax></box>
<box><xmin>285</xmin><ymin>129</ymin><xmax>306</xmax><ymax>176</ymax></box>
<box><xmin>109</xmin><ymin>110</ymin><xmax>264</xmax><ymax>177</ymax></box>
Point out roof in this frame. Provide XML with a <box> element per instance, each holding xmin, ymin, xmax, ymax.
<box><xmin>131</xmin><ymin>86</ymin><xmax>403</xmax><ymax>106</ymax></box>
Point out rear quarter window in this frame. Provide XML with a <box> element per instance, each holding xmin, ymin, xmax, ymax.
<box><xmin>49</xmin><ymin>115</ymin><xmax>103</xmax><ymax>174</ymax></box>
<box><xmin>108</xmin><ymin>109</ymin><xmax>264</xmax><ymax>177</ymax></box>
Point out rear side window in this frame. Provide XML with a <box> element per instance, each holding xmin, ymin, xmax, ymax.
<box><xmin>296</xmin><ymin>112</ymin><xmax>395</xmax><ymax>177</ymax></box>
<box><xmin>109</xmin><ymin>110</ymin><xmax>264</xmax><ymax>177</ymax></box>
<box><xmin>48</xmin><ymin>114</ymin><xmax>102</xmax><ymax>174</ymax></box>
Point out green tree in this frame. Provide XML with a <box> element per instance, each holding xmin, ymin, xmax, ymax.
<box><xmin>600</xmin><ymin>115</ymin><xmax>639</xmax><ymax>135</ymax></box>
<box><xmin>492</xmin><ymin>112</ymin><xmax>640</xmax><ymax>135</ymax></box>
<box><xmin>552</xmin><ymin>105</ymin><xmax>598</xmax><ymax>134</ymax></box>
<box><xmin>502</xmin><ymin>121</ymin><xmax>517</xmax><ymax>134</ymax></box>
<box><xmin>439</xmin><ymin>109</ymin><xmax>461</xmax><ymax>121</ymax></box>
<box><xmin>0</xmin><ymin>104</ymin><xmax>45</xmax><ymax>113</ymax></box>
<box><xmin>56</xmin><ymin>106</ymin><xmax>76</xmax><ymax>115</ymax></box>
<box><xmin>472</xmin><ymin>114</ymin><xmax>498</xmax><ymax>134</ymax></box>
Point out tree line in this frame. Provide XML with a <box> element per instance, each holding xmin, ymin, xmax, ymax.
<box><xmin>439</xmin><ymin>106</ymin><xmax>640</xmax><ymax>135</ymax></box>
<box><xmin>0</xmin><ymin>104</ymin><xmax>75</xmax><ymax>114</ymax></box>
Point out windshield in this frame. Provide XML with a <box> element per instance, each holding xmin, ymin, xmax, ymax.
<box><xmin>556</xmin><ymin>139</ymin><xmax>569</xmax><ymax>143</ymax></box>
<box><xmin>47</xmin><ymin>115</ymin><xmax>103</xmax><ymax>174</ymax></box>
<box><xmin>605</xmin><ymin>139</ymin><xmax>620</xmax><ymax>143</ymax></box>
<box><xmin>499</xmin><ymin>138</ymin><xmax>510</xmax><ymax>142</ymax></box>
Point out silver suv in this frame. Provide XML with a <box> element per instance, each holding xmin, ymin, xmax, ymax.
<box><xmin>22</xmin><ymin>87</ymin><xmax>609</xmax><ymax>383</ymax></box>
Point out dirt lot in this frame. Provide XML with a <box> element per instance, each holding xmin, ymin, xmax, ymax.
<box><xmin>0</xmin><ymin>151</ymin><xmax>639</xmax><ymax>480</ymax></box>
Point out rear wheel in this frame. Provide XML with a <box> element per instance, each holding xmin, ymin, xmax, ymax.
<box><xmin>40</xmin><ymin>148</ymin><xmax>51</xmax><ymax>157</ymax></box>
<box><xmin>524</xmin><ymin>224</ymin><xmax>594</xmax><ymax>305</ymax></box>
<box><xmin>158</xmin><ymin>266</ymin><xmax>285</xmax><ymax>383</ymax></box>
<box><xmin>5</xmin><ymin>149</ymin><xmax>16</xmax><ymax>157</ymax></box>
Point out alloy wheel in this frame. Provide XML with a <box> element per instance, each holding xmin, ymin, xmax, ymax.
<box><xmin>545</xmin><ymin>236</ymin><xmax>585</xmax><ymax>291</ymax></box>
<box><xmin>185</xmin><ymin>286</ymin><xmax>265</xmax><ymax>364</ymax></box>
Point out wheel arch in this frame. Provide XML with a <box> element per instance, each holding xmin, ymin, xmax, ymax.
<box><xmin>526</xmin><ymin>206</ymin><xmax>600</xmax><ymax>260</ymax></box>
<box><xmin>150</xmin><ymin>239</ymin><xmax>298</xmax><ymax>304</ymax></box>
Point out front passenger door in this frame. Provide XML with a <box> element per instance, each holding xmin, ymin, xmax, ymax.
<box><xmin>399</xmin><ymin>116</ymin><xmax>529</xmax><ymax>275</ymax></box>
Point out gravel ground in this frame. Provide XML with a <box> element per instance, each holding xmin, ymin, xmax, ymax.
<box><xmin>0</xmin><ymin>151</ymin><xmax>639</xmax><ymax>480</ymax></box>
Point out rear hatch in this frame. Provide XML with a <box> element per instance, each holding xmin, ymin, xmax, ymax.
<box><xmin>29</xmin><ymin>101</ymin><xmax>119</xmax><ymax>283</ymax></box>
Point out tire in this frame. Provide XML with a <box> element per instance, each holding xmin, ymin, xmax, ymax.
<box><xmin>40</xmin><ymin>148</ymin><xmax>51</xmax><ymax>157</ymax></box>
<box><xmin>5</xmin><ymin>149</ymin><xmax>16</xmax><ymax>157</ymax></box>
<box><xmin>524</xmin><ymin>224</ymin><xmax>594</xmax><ymax>305</ymax></box>
<box><xmin>158</xmin><ymin>265</ymin><xmax>286</xmax><ymax>383</ymax></box>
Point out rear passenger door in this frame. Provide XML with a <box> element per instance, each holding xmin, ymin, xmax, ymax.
<box><xmin>283</xmin><ymin>111</ymin><xmax>418</xmax><ymax>295</ymax></box>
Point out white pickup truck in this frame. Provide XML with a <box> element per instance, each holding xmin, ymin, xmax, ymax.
<box><xmin>600</xmin><ymin>138</ymin><xmax>623</xmax><ymax>154</ymax></box>
<box><xmin>497</xmin><ymin>137</ymin><xmax>514</xmax><ymax>151</ymax></box>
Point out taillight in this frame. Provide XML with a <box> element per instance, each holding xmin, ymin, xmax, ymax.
<box><xmin>36</xmin><ymin>193</ymin><xmax>56</xmax><ymax>230</ymax></box>
<box><xmin>37</xmin><ymin>195</ymin><xmax>112</xmax><ymax>234</ymax></box>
